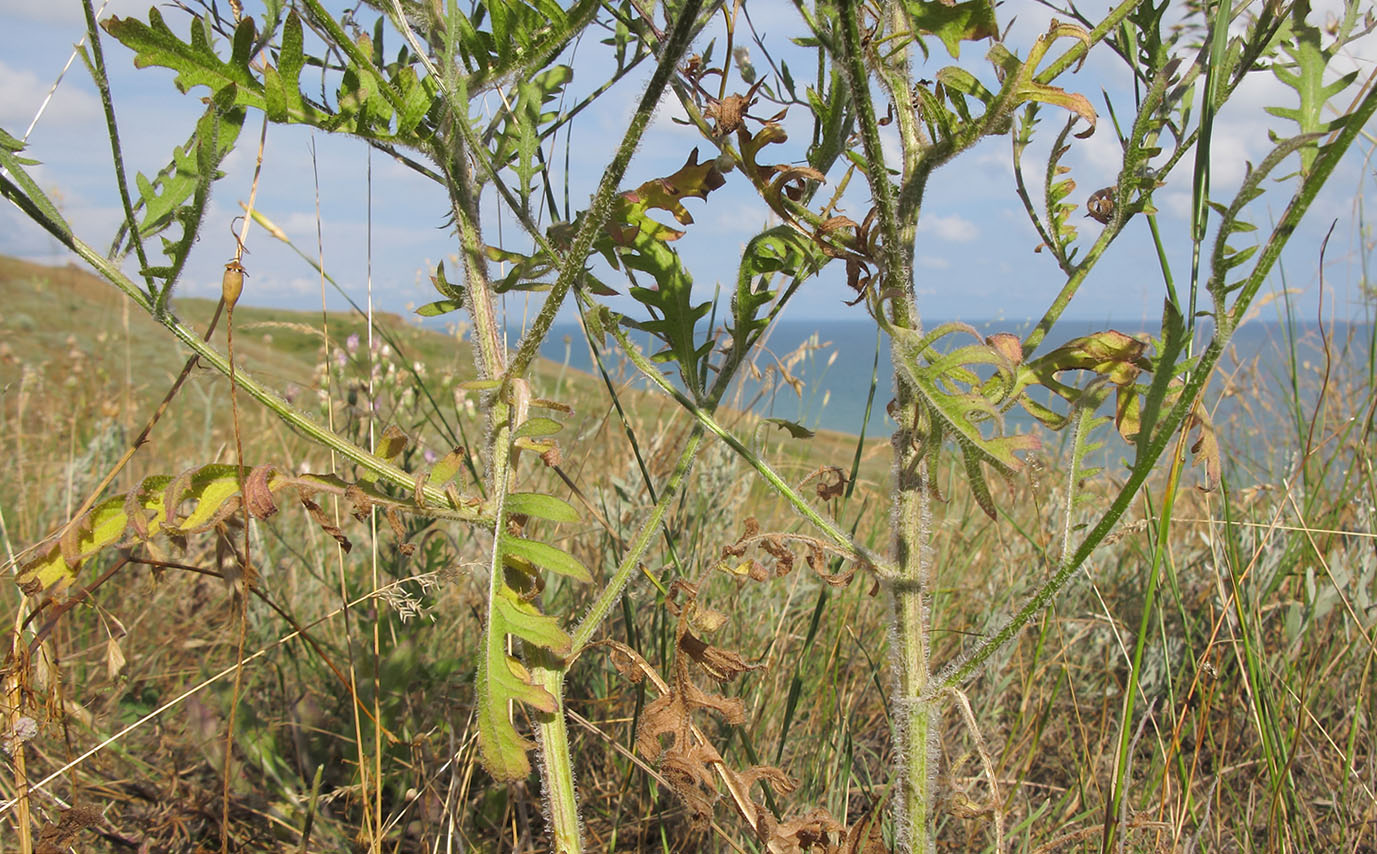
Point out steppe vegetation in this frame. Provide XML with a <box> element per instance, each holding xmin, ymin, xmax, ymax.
<box><xmin>2</xmin><ymin>0</ymin><xmax>1376</xmax><ymax>851</ymax></box>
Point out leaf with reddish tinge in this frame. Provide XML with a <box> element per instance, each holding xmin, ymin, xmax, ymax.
<box><xmin>16</xmin><ymin>465</ymin><xmax>477</xmax><ymax>596</ymax></box>
<box><xmin>987</xmin><ymin>21</ymin><xmax>1097</xmax><ymax>138</ymax></box>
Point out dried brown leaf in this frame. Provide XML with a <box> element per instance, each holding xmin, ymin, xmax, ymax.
<box><xmin>775</xmin><ymin>807</ymin><xmax>846</xmax><ymax>853</ymax></box>
<box><xmin>681</xmin><ymin>630</ymin><xmax>759</xmax><ymax>682</ymax></box>
<box><xmin>244</xmin><ymin>464</ymin><xmax>279</xmax><ymax>519</ymax></box>
<box><xmin>300</xmin><ymin>495</ymin><xmax>351</xmax><ymax>552</ymax></box>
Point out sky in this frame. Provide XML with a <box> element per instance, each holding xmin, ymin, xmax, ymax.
<box><xmin>2</xmin><ymin>0</ymin><xmax>1375</xmax><ymax>329</ymax></box>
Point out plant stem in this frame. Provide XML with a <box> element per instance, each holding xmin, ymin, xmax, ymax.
<box><xmin>504</xmin><ymin>0</ymin><xmax>709</xmax><ymax>387</ymax></box>
<box><xmin>609</xmin><ymin>321</ymin><xmax>890</xmax><ymax>573</ymax></box>
<box><xmin>835</xmin><ymin>1</ymin><xmax>932</xmax><ymax>847</ymax></box>
<box><xmin>570</xmin><ymin>428</ymin><xmax>705</xmax><ymax>651</ymax></box>
<box><xmin>81</xmin><ymin>0</ymin><xmax>152</xmax><ymax>290</ymax></box>
<box><xmin>48</xmin><ymin>234</ymin><xmax>483</xmax><ymax>518</ymax></box>
<box><xmin>1102</xmin><ymin>431</ymin><xmax>1186</xmax><ymax>852</ymax></box>
<box><xmin>506</xmin><ymin>7</ymin><xmax>708</xmax><ymax>846</ymax></box>
<box><xmin>531</xmin><ymin>655</ymin><xmax>581</xmax><ymax>853</ymax></box>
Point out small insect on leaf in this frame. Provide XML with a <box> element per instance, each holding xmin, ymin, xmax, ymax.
<box><xmin>222</xmin><ymin>259</ymin><xmax>247</xmax><ymax>307</ymax></box>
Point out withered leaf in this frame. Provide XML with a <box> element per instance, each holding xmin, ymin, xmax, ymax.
<box><xmin>244</xmin><ymin>464</ymin><xmax>279</xmax><ymax>519</ymax></box>
<box><xmin>384</xmin><ymin>507</ymin><xmax>415</xmax><ymax>555</ymax></box>
<box><xmin>985</xmin><ymin>331</ymin><xmax>1023</xmax><ymax>366</ymax></box>
<box><xmin>659</xmin><ymin>743</ymin><xmax>723</xmax><ymax>824</ymax></box>
<box><xmin>774</xmin><ymin>807</ymin><xmax>846</xmax><ymax>852</ymax></box>
<box><xmin>344</xmin><ymin>484</ymin><xmax>373</xmax><ymax>522</ymax></box>
<box><xmin>300</xmin><ymin>495</ymin><xmax>351</xmax><ymax>552</ymax></box>
<box><xmin>812</xmin><ymin>465</ymin><xmax>848</xmax><ymax>501</ymax></box>
<box><xmin>680</xmin><ymin>630</ymin><xmax>759</xmax><ymax>682</ymax></box>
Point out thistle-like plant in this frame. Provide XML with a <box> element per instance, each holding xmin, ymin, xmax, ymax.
<box><xmin>2</xmin><ymin>0</ymin><xmax>1373</xmax><ymax>851</ymax></box>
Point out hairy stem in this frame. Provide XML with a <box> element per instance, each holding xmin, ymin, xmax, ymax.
<box><xmin>835</xmin><ymin>1</ymin><xmax>932</xmax><ymax>848</ymax></box>
<box><xmin>504</xmin><ymin>0</ymin><xmax>710</xmax><ymax>387</ymax></box>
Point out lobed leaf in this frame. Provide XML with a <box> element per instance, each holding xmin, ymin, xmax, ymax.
<box><xmin>102</xmin><ymin>11</ymin><xmax>259</xmax><ymax>101</ymax></box>
<box><xmin>901</xmin><ymin>0</ymin><xmax>998</xmax><ymax>58</ymax></box>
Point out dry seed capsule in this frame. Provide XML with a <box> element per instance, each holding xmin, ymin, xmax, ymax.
<box><xmin>222</xmin><ymin>259</ymin><xmax>247</xmax><ymax>307</ymax></box>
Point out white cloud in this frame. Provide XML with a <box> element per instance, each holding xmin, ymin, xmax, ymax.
<box><xmin>1</xmin><ymin>0</ymin><xmax>147</xmax><ymax>27</ymax></box>
<box><xmin>0</xmin><ymin>59</ymin><xmax>101</xmax><ymax>132</ymax></box>
<box><xmin>1162</xmin><ymin>190</ymin><xmax>1193</xmax><ymax>219</ymax></box>
<box><xmin>644</xmin><ymin>89</ymin><xmax>698</xmax><ymax>137</ymax></box>
<box><xmin>917</xmin><ymin>212</ymin><xmax>978</xmax><ymax>242</ymax></box>
<box><xmin>283</xmin><ymin>275</ymin><xmax>318</xmax><ymax>296</ymax></box>
<box><xmin>879</xmin><ymin>124</ymin><xmax>901</xmax><ymax>171</ymax></box>
<box><xmin>917</xmin><ymin>255</ymin><xmax>950</xmax><ymax>269</ymax></box>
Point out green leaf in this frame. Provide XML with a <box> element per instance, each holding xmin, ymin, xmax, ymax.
<box><xmin>416</xmin><ymin>299</ymin><xmax>464</xmax><ymax>317</ymax></box>
<box><xmin>988</xmin><ymin>22</ymin><xmax>1097</xmax><ymax>139</ymax></box>
<box><xmin>501</xmin><ymin>534</ymin><xmax>593</xmax><ymax>582</ymax></box>
<box><xmin>474</xmin><ymin>438</ymin><xmax>587</xmax><ymax>781</ymax></box>
<box><xmin>913</xmin><ymin>83</ymin><xmax>959</xmax><ymax>142</ymax></box>
<box><xmin>492</xmin><ymin>589</ymin><xmax>571</xmax><ymax>652</ymax></box>
<box><xmin>901</xmin><ymin>0</ymin><xmax>998</xmax><ymax>58</ymax></box>
<box><xmin>262</xmin><ymin>11</ymin><xmax>319</xmax><ymax>123</ymax></box>
<box><xmin>475</xmin><ymin>644</ymin><xmax>557</xmax><ymax>780</ymax></box>
<box><xmin>14</xmin><ymin>464</ymin><xmax>386</xmax><ymax>596</ymax></box>
<box><xmin>890</xmin><ymin>324</ymin><xmax>1040</xmax><ymax>518</ymax></box>
<box><xmin>936</xmin><ymin>66</ymin><xmax>995</xmax><ymax>104</ymax></box>
<box><xmin>1266</xmin><ymin>6</ymin><xmax>1363</xmax><ymax>176</ymax></box>
<box><xmin>429</xmin><ymin>448</ymin><xmax>468</xmax><ymax>487</ymax></box>
<box><xmin>514</xmin><ymin>417</ymin><xmax>563</xmax><ymax>438</ymax></box>
<box><xmin>1028</xmin><ymin>330</ymin><xmax>1152</xmax><ymax>388</ymax></box>
<box><xmin>430</xmin><ymin>260</ymin><xmax>464</xmax><ymax>300</ymax></box>
<box><xmin>730</xmin><ymin>227</ymin><xmax>824</xmax><ymax>355</ymax></box>
<box><xmin>103</xmin><ymin>11</ymin><xmax>260</xmax><ymax>103</ymax></box>
<box><xmin>0</xmin><ymin>131</ymin><xmax>72</xmax><ymax>243</ymax></box>
<box><xmin>375</xmin><ymin>425</ymin><xmax>409</xmax><ymax>460</ymax></box>
<box><xmin>168</xmin><ymin>464</ymin><xmax>251</xmax><ymax>532</ymax></box>
<box><xmin>606</xmin><ymin>152</ymin><xmax>729</xmax><ymax>398</ymax></box>
<box><xmin>465</xmin><ymin>0</ymin><xmax>601</xmax><ymax>93</ymax></box>
<box><xmin>505</xmin><ymin>492</ymin><xmax>580</xmax><ymax>523</ymax></box>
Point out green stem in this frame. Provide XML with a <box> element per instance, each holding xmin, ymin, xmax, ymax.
<box><xmin>1034</xmin><ymin>0</ymin><xmax>1140</xmax><ymax>83</ymax></box>
<box><xmin>609</xmin><ymin>320</ymin><xmax>891</xmax><ymax>574</ymax></box>
<box><xmin>81</xmin><ymin>0</ymin><xmax>152</xmax><ymax>290</ymax></box>
<box><xmin>1102</xmin><ymin>435</ymin><xmax>1185</xmax><ymax>852</ymax></box>
<box><xmin>930</xmin><ymin>81</ymin><xmax>1377</xmax><ymax>700</ymax></box>
<box><xmin>503</xmin><ymin>0</ymin><xmax>710</xmax><ymax>388</ymax></box>
<box><xmin>498</xmin><ymin>5</ymin><xmax>709</xmax><ymax>846</ymax></box>
<box><xmin>1188</xmin><ymin>0</ymin><xmax>1234</xmax><ymax>341</ymax></box>
<box><xmin>40</xmin><ymin>230</ymin><xmax>482</xmax><ymax>518</ymax></box>
<box><xmin>1021</xmin><ymin>208</ymin><xmax>1128</xmax><ymax>358</ymax></box>
<box><xmin>445</xmin><ymin>138</ymin><xmax>506</xmax><ymax>381</ymax></box>
<box><xmin>835</xmin><ymin>3</ymin><xmax>934</xmax><ymax>847</ymax></box>
<box><xmin>834</xmin><ymin>0</ymin><xmax>904</xmax><ymax>287</ymax></box>
<box><xmin>570</xmin><ymin>428</ymin><xmax>705</xmax><ymax>651</ymax></box>
<box><xmin>531</xmin><ymin>656</ymin><xmax>581</xmax><ymax>853</ymax></box>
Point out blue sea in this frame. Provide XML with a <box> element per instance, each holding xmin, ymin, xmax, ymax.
<box><xmin>528</xmin><ymin>315</ymin><xmax>1375</xmax><ymax>474</ymax></box>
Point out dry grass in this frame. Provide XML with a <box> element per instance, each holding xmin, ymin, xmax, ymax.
<box><xmin>2</xmin><ymin>257</ymin><xmax>1374</xmax><ymax>852</ymax></box>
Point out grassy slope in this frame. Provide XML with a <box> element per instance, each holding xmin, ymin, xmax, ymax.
<box><xmin>0</xmin><ymin>253</ymin><xmax>889</xmax><ymax>498</ymax></box>
<box><xmin>5</xmin><ymin>254</ymin><xmax>1373</xmax><ymax>853</ymax></box>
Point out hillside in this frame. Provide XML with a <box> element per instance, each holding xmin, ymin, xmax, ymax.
<box><xmin>0</xmin><ymin>253</ymin><xmax>890</xmax><ymax>502</ymax></box>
